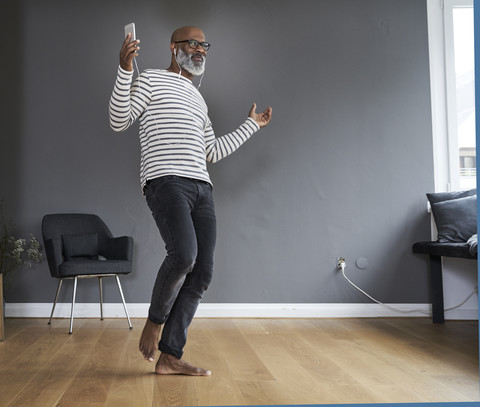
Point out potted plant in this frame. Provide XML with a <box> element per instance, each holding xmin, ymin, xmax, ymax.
<box><xmin>0</xmin><ymin>202</ymin><xmax>42</xmax><ymax>304</ymax></box>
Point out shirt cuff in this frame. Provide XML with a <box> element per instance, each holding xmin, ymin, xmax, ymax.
<box><xmin>246</xmin><ymin>117</ymin><xmax>260</xmax><ymax>131</ymax></box>
<box><xmin>118</xmin><ymin>65</ymin><xmax>134</xmax><ymax>76</ymax></box>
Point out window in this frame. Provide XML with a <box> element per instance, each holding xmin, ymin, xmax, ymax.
<box><xmin>444</xmin><ymin>0</ymin><xmax>476</xmax><ymax>190</ymax></box>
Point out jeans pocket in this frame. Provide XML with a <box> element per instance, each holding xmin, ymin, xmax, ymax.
<box><xmin>147</xmin><ymin>175</ymin><xmax>178</xmax><ymax>190</ymax></box>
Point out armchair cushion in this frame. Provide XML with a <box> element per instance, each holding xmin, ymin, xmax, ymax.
<box><xmin>59</xmin><ymin>259</ymin><xmax>132</xmax><ymax>277</ymax></box>
<box><xmin>103</xmin><ymin>236</ymin><xmax>134</xmax><ymax>261</ymax></box>
<box><xmin>62</xmin><ymin>233</ymin><xmax>99</xmax><ymax>260</ymax></box>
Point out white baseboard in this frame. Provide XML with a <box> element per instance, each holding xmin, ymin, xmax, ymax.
<box><xmin>4</xmin><ymin>302</ymin><xmax>478</xmax><ymax>320</ymax></box>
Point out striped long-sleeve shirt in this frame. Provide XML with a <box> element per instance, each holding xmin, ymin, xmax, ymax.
<box><xmin>109</xmin><ymin>66</ymin><xmax>259</xmax><ymax>191</ymax></box>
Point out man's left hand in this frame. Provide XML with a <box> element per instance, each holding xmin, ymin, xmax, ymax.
<box><xmin>249</xmin><ymin>103</ymin><xmax>272</xmax><ymax>128</ymax></box>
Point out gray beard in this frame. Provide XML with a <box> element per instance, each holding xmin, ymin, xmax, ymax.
<box><xmin>177</xmin><ymin>48</ymin><xmax>206</xmax><ymax>76</ymax></box>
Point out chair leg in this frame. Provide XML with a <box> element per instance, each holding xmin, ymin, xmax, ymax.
<box><xmin>69</xmin><ymin>276</ymin><xmax>78</xmax><ymax>334</ymax></box>
<box><xmin>99</xmin><ymin>277</ymin><xmax>104</xmax><ymax>321</ymax></box>
<box><xmin>115</xmin><ymin>275</ymin><xmax>132</xmax><ymax>329</ymax></box>
<box><xmin>430</xmin><ymin>255</ymin><xmax>445</xmax><ymax>323</ymax></box>
<box><xmin>48</xmin><ymin>280</ymin><xmax>63</xmax><ymax>325</ymax></box>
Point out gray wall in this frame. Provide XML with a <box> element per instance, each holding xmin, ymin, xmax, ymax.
<box><xmin>2</xmin><ymin>0</ymin><xmax>433</xmax><ymax>305</ymax></box>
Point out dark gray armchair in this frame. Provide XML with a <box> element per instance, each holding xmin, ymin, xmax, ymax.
<box><xmin>42</xmin><ymin>214</ymin><xmax>133</xmax><ymax>333</ymax></box>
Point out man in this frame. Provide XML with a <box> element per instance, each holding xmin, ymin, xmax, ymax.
<box><xmin>109</xmin><ymin>26</ymin><xmax>272</xmax><ymax>376</ymax></box>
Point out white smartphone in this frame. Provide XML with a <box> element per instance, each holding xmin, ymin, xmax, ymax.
<box><xmin>124</xmin><ymin>23</ymin><xmax>136</xmax><ymax>40</ymax></box>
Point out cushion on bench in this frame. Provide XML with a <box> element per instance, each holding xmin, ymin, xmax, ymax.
<box><xmin>414</xmin><ymin>188</ymin><xmax>477</xmax><ymax>259</ymax></box>
<box><xmin>427</xmin><ymin>188</ymin><xmax>476</xmax><ymax>243</ymax></box>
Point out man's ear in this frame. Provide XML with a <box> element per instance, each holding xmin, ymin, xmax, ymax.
<box><xmin>170</xmin><ymin>44</ymin><xmax>176</xmax><ymax>56</ymax></box>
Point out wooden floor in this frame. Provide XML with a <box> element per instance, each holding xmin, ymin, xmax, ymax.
<box><xmin>0</xmin><ymin>317</ymin><xmax>478</xmax><ymax>406</ymax></box>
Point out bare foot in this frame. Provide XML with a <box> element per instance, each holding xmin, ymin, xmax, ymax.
<box><xmin>139</xmin><ymin>318</ymin><xmax>161</xmax><ymax>362</ymax></box>
<box><xmin>155</xmin><ymin>352</ymin><xmax>211</xmax><ymax>376</ymax></box>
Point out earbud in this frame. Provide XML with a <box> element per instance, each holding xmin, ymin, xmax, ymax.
<box><xmin>174</xmin><ymin>48</ymin><xmax>177</xmax><ymax>56</ymax></box>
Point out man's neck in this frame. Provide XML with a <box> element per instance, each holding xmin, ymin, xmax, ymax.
<box><xmin>167</xmin><ymin>64</ymin><xmax>194</xmax><ymax>81</ymax></box>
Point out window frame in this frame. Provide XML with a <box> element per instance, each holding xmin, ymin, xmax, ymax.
<box><xmin>427</xmin><ymin>0</ymin><xmax>475</xmax><ymax>192</ymax></box>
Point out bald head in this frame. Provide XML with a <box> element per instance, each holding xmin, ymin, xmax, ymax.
<box><xmin>171</xmin><ymin>26</ymin><xmax>205</xmax><ymax>43</ymax></box>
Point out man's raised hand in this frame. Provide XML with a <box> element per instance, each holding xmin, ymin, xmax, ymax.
<box><xmin>249</xmin><ymin>103</ymin><xmax>272</xmax><ymax>128</ymax></box>
<box><xmin>120</xmin><ymin>33</ymin><xmax>140</xmax><ymax>72</ymax></box>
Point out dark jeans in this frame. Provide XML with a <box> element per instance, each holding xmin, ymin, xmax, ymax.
<box><xmin>144</xmin><ymin>175</ymin><xmax>216</xmax><ymax>359</ymax></box>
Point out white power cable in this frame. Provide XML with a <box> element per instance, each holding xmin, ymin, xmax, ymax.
<box><xmin>445</xmin><ymin>287</ymin><xmax>478</xmax><ymax>311</ymax></box>
<box><xmin>338</xmin><ymin>259</ymin><xmax>478</xmax><ymax>316</ymax></box>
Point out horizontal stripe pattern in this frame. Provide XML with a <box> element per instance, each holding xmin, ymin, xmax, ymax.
<box><xmin>109</xmin><ymin>67</ymin><xmax>259</xmax><ymax>191</ymax></box>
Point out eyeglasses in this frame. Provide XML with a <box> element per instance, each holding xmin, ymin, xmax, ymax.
<box><xmin>174</xmin><ymin>39</ymin><xmax>211</xmax><ymax>51</ymax></box>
